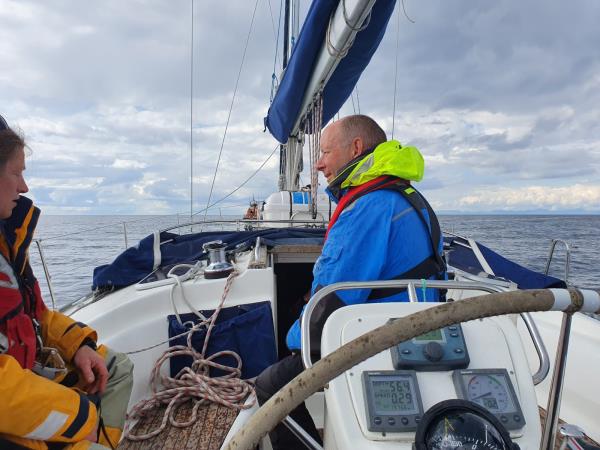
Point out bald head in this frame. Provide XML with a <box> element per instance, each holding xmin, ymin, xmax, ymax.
<box><xmin>316</xmin><ymin>115</ymin><xmax>387</xmax><ymax>183</ymax></box>
<box><xmin>337</xmin><ymin>115</ymin><xmax>387</xmax><ymax>151</ymax></box>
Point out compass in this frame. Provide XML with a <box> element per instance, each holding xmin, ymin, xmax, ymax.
<box><xmin>414</xmin><ymin>400</ymin><xmax>519</xmax><ymax>450</ymax></box>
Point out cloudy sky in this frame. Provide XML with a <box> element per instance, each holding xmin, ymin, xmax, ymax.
<box><xmin>1</xmin><ymin>0</ymin><xmax>599</xmax><ymax>215</ymax></box>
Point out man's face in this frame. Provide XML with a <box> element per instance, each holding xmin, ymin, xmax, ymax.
<box><xmin>0</xmin><ymin>147</ymin><xmax>28</xmax><ymax>219</ymax></box>
<box><xmin>316</xmin><ymin>123</ymin><xmax>354</xmax><ymax>183</ymax></box>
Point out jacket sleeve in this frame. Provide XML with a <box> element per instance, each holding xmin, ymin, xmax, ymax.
<box><xmin>0</xmin><ymin>354</ymin><xmax>98</xmax><ymax>442</ymax></box>
<box><xmin>285</xmin><ymin>192</ymin><xmax>399</xmax><ymax>352</ymax></box>
<box><xmin>39</xmin><ymin>306</ymin><xmax>98</xmax><ymax>363</ymax></box>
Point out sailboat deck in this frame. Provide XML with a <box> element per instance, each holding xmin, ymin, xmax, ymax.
<box><xmin>118</xmin><ymin>402</ymin><xmax>239</xmax><ymax>450</ymax></box>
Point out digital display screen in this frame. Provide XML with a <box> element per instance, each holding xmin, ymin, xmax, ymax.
<box><xmin>371</xmin><ymin>375</ymin><xmax>418</xmax><ymax>415</ymax></box>
<box><xmin>414</xmin><ymin>329</ymin><xmax>444</xmax><ymax>342</ymax></box>
<box><xmin>482</xmin><ymin>397</ymin><xmax>499</xmax><ymax>409</ymax></box>
<box><xmin>463</xmin><ymin>373</ymin><xmax>516</xmax><ymax>414</ymax></box>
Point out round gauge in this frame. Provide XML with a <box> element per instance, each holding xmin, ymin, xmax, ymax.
<box><xmin>415</xmin><ymin>400</ymin><xmax>517</xmax><ymax>450</ymax></box>
<box><xmin>467</xmin><ymin>374</ymin><xmax>510</xmax><ymax>412</ymax></box>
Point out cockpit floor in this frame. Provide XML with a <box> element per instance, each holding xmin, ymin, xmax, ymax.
<box><xmin>118</xmin><ymin>402</ymin><xmax>239</xmax><ymax>450</ymax></box>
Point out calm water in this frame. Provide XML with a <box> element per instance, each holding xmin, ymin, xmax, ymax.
<box><xmin>29</xmin><ymin>215</ymin><xmax>599</xmax><ymax>309</ymax></box>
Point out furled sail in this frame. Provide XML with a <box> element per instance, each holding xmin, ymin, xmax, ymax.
<box><xmin>265</xmin><ymin>0</ymin><xmax>396</xmax><ymax>144</ymax></box>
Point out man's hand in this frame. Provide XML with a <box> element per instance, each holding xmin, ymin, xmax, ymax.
<box><xmin>72</xmin><ymin>345</ymin><xmax>108</xmax><ymax>395</ymax></box>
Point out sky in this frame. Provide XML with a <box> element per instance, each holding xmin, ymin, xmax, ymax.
<box><xmin>1</xmin><ymin>0</ymin><xmax>599</xmax><ymax>216</ymax></box>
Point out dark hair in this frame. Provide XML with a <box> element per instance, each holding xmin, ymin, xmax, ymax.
<box><xmin>0</xmin><ymin>115</ymin><xmax>26</xmax><ymax>169</ymax></box>
<box><xmin>340</xmin><ymin>114</ymin><xmax>387</xmax><ymax>150</ymax></box>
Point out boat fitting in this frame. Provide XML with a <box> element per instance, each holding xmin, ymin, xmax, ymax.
<box><xmin>203</xmin><ymin>241</ymin><xmax>234</xmax><ymax>279</ymax></box>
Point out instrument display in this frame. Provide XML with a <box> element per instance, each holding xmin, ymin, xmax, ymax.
<box><xmin>413</xmin><ymin>329</ymin><xmax>444</xmax><ymax>343</ymax></box>
<box><xmin>362</xmin><ymin>370</ymin><xmax>423</xmax><ymax>432</ymax></box>
<box><xmin>453</xmin><ymin>369</ymin><xmax>526</xmax><ymax>430</ymax></box>
<box><xmin>391</xmin><ymin>323</ymin><xmax>470</xmax><ymax>371</ymax></box>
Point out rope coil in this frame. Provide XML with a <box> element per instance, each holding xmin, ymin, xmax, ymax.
<box><xmin>124</xmin><ymin>270</ymin><xmax>256</xmax><ymax>441</ymax></box>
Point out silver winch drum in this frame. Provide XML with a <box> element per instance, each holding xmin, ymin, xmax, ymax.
<box><xmin>203</xmin><ymin>240</ymin><xmax>234</xmax><ymax>279</ymax></box>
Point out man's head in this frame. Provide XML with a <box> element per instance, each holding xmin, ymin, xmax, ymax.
<box><xmin>316</xmin><ymin>114</ymin><xmax>386</xmax><ymax>183</ymax></box>
<box><xmin>0</xmin><ymin>115</ymin><xmax>29</xmax><ymax>219</ymax></box>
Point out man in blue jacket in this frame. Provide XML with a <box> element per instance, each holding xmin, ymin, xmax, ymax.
<box><xmin>255</xmin><ymin>115</ymin><xmax>445</xmax><ymax>449</ymax></box>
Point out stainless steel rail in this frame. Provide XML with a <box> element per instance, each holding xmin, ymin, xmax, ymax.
<box><xmin>545</xmin><ymin>239</ymin><xmax>572</xmax><ymax>285</ymax></box>
<box><xmin>290</xmin><ymin>210</ymin><xmax>326</xmax><ymax>222</ymax></box>
<box><xmin>282</xmin><ymin>416</ymin><xmax>323</xmax><ymax>450</ymax></box>
<box><xmin>162</xmin><ymin>218</ymin><xmax>327</xmax><ymax>233</ymax></box>
<box><xmin>300</xmin><ymin>279</ymin><xmax>551</xmax><ymax>387</ymax></box>
<box><xmin>541</xmin><ymin>312</ymin><xmax>574</xmax><ymax>450</ymax></box>
<box><xmin>521</xmin><ymin>311</ymin><xmax>551</xmax><ymax>385</ymax></box>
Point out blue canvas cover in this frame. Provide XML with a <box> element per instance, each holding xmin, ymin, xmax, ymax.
<box><xmin>265</xmin><ymin>0</ymin><xmax>396</xmax><ymax>143</ymax></box>
<box><xmin>445</xmin><ymin>237</ymin><xmax>566</xmax><ymax>289</ymax></box>
<box><xmin>167</xmin><ymin>301</ymin><xmax>277</xmax><ymax>379</ymax></box>
<box><xmin>92</xmin><ymin>227</ymin><xmax>565</xmax><ymax>292</ymax></box>
<box><xmin>92</xmin><ymin>228</ymin><xmax>325</xmax><ymax>290</ymax></box>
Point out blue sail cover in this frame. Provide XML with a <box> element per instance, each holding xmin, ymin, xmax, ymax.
<box><xmin>92</xmin><ymin>228</ymin><xmax>565</xmax><ymax>292</ymax></box>
<box><xmin>265</xmin><ymin>0</ymin><xmax>396</xmax><ymax>143</ymax></box>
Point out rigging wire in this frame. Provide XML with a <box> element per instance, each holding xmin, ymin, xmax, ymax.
<box><xmin>355</xmin><ymin>85</ymin><xmax>361</xmax><ymax>114</ymax></box>
<box><xmin>193</xmin><ymin>144</ymin><xmax>279</xmax><ymax>216</ymax></box>
<box><xmin>269</xmin><ymin>0</ymin><xmax>284</xmax><ymax>103</ymax></box>
<box><xmin>266</xmin><ymin>0</ymin><xmax>278</xmax><ymax>39</ymax></box>
<box><xmin>202</xmin><ymin>0</ymin><xmax>261</xmax><ymax>226</ymax></box>
<box><xmin>401</xmin><ymin>0</ymin><xmax>416</xmax><ymax>24</ymax></box>
<box><xmin>392</xmin><ymin>0</ymin><xmax>400</xmax><ymax>139</ymax></box>
<box><xmin>392</xmin><ymin>0</ymin><xmax>416</xmax><ymax>139</ymax></box>
<box><xmin>37</xmin><ymin>144</ymin><xmax>280</xmax><ymax>240</ymax></box>
<box><xmin>190</xmin><ymin>0</ymin><xmax>194</xmax><ymax>226</ymax></box>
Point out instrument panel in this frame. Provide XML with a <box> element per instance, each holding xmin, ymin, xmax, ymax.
<box><xmin>324</xmin><ymin>303</ymin><xmax>541</xmax><ymax>450</ymax></box>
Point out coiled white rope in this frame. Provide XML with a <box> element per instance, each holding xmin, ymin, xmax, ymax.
<box><xmin>123</xmin><ymin>270</ymin><xmax>256</xmax><ymax>441</ymax></box>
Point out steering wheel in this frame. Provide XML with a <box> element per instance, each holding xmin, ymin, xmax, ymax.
<box><xmin>224</xmin><ymin>287</ymin><xmax>598</xmax><ymax>450</ymax></box>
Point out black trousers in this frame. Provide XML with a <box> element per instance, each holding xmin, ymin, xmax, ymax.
<box><xmin>255</xmin><ymin>354</ymin><xmax>323</xmax><ymax>450</ymax></box>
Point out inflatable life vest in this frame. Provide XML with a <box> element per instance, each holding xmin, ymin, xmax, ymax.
<box><xmin>326</xmin><ymin>175</ymin><xmax>446</xmax><ymax>299</ymax></box>
<box><xmin>0</xmin><ymin>198</ymin><xmax>43</xmax><ymax>369</ymax></box>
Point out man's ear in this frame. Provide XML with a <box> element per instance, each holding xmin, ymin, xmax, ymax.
<box><xmin>350</xmin><ymin>137</ymin><xmax>365</xmax><ymax>158</ymax></box>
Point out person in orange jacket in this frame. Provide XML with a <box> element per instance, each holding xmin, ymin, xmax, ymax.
<box><xmin>0</xmin><ymin>114</ymin><xmax>133</xmax><ymax>450</ymax></box>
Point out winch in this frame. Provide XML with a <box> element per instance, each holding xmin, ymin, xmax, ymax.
<box><xmin>203</xmin><ymin>241</ymin><xmax>234</xmax><ymax>279</ymax></box>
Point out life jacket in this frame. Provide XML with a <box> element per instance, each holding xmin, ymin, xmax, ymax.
<box><xmin>326</xmin><ymin>174</ymin><xmax>446</xmax><ymax>300</ymax></box>
<box><xmin>0</xmin><ymin>196</ymin><xmax>43</xmax><ymax>369</ymax></box>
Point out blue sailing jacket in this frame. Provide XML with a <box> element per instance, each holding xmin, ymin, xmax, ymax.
<box><xmin>286</xmin><ymin>187</ymin><xmax>444</xmax><ymax>351</ymax></box>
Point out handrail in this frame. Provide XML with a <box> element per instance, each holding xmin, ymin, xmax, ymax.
<box><xmin>541</xmin><ymin>311</ymin><xmax>575</xmax><ymax>450</ymax></box>
<box><xmin>300</xmin><ymin>278</ymin><xmax>551</xmax><ymax>387</ymax></box>
<box><xmin>545</xmin><ymin>239</ymin><xmax>571</xmax><ymax>285</ymax></box>
<box><xmin>520</xmin><ymin>311</ymin><xmax>551</xmax><ymax>385</ymax></box>
<box><xmin>161</xmin><ymin>218</ymin><xmax>327</xmax><ymax>233</ymax></box>
<box><xmin>290</xmin><ymin>210</ymin><xmax>326</xmax><ymax>222</ymax></box>
<box><xmin>282</xmin><ymin>416</ymin><xmax>323</xmax><ymax>450</ymax></box>
<box><xmin>302</xmin><ymin>279</ymin><xmax>503</xmax><ymax>368</ymax></box>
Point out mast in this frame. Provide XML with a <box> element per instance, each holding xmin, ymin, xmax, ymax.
<box><xmin>278</xmin><ymin>0</ymin><xmax>291</xmax><ymax>191</ymax></box>
<box><xmin>278</xmin><ymin>0</ymin><xmax>303</xmax><ymax>192</ymax></box>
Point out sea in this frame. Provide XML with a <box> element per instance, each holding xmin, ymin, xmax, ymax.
<box><xmin>28</xmin><ymin>214</ymin><xmax>599</xmax><ymax>310</ymax></box>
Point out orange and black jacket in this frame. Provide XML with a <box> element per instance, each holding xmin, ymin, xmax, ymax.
<box><xmin>0</xmin><ymin>196</ymin><xmax>99</xmax><ymax>447</ymax></box>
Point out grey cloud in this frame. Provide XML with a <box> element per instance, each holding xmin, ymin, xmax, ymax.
<box><xmin>2</xmin><ymin>0</ymin><xmax>599</xmax><ymax>214</ymax></box>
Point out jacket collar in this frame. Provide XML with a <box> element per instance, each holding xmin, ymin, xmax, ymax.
<box><xmin>327</xmin><ymin>147</ymin><xmax>376</xmax><ymax>202</ymax></box>
<box><xmin>0</xmin><ymin>196</ymin><xmax>40</xmax><ymax>269</ymax></box>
